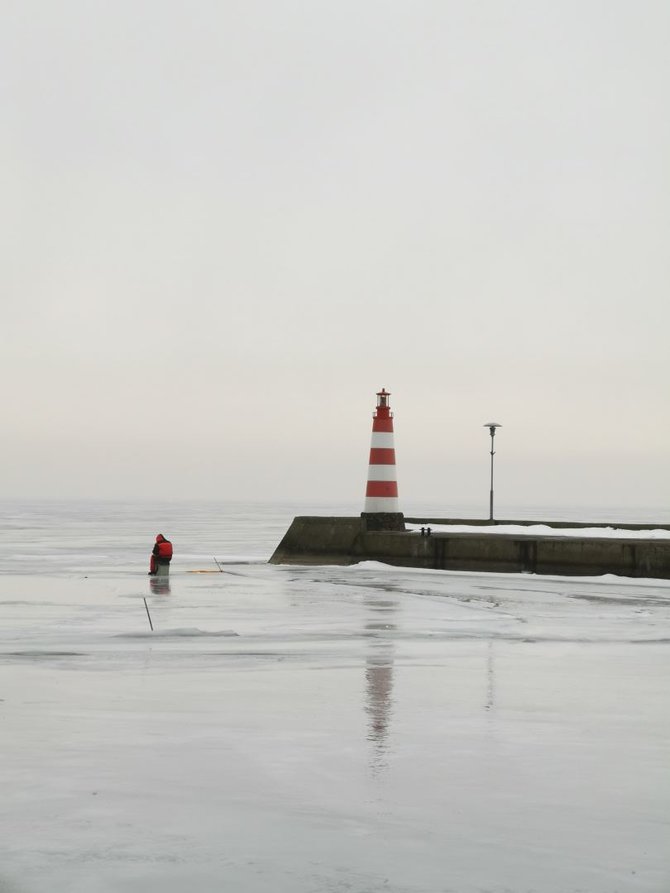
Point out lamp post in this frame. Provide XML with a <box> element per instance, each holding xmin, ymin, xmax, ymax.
<box><xmin>483</xmin><ymin>423</ymin><xmax>502</xmax><ymax>521</ymax></box>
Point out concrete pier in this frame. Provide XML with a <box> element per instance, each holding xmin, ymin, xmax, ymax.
<box><xmin>269</xmin><ymin>516</ymin><xmax>670</xmax><ymax>579</ymax></box>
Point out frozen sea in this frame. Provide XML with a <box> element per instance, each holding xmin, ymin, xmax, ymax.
<box><xmin>1</xmin><ymin>500</ymin><xmax>669</xmax><ymax>893</ymax></box>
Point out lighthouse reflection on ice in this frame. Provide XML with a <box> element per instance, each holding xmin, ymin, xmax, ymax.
<box><xmin>364</xmin><ymin>597</ymin><xmax>397</xmax><ymax>774</ymax></box>
<box><xmin>362</xmin><ymin>591</ymin><xmax>498</xmax><ymax>773</ymax></box>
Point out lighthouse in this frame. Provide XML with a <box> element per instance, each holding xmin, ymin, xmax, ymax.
<box><xmin>363</xmin><ymin>388</ymin><xmax>405</xmax><ymax>530</ymax></box>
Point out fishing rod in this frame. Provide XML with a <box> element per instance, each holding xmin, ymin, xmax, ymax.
<box><xmin>142</xmin><ymin>597</ymin><xmax>154</xmax><ymax>631</ymax></box>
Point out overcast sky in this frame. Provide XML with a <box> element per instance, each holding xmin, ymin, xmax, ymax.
<box><xmin>2</xmin><ymin>1</ymin><xmax>669</xmax><ymax>513</ymax></box>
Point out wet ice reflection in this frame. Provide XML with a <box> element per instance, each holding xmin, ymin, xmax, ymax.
<box><xmin>364</xmin><ymin>597</ymin><xmax>397</xmax><ymax>774</ymax></box>
<box><xmin>149</xmin><ymin>576</ymin><xmax>171</xmax><ymax>595</ymax></box>
<box><xmin>485</xmin><ymin>640</ymin><xmax>495</xmax><ymax>711</ymax></box>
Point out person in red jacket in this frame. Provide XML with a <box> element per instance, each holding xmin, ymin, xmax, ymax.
<box><xmin>149</xmin><ymin>534</ymin><xmax>173</xmax><ymax>575</ymax></box>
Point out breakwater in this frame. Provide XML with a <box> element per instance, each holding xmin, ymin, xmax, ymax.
<box><xmin>269</xmin><ymin>516</ymin><xmax>670</xmax><ymax>579</ymax></box>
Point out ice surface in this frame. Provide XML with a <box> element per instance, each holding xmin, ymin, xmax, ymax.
<box><xmin>0</xmin><ymin>501</ymin><xmax>669</xmax><ymax>892</ymax></box>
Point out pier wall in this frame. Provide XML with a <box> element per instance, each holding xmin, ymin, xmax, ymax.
<box><xmin>269</xmin><ymin>517</ymin><xmax>670</xmax><ymax>579</ymax></box>
<box><xmin>269</xmin><ymin>516</ymin><xmax>364</xmax><ymax>565</ymax></box>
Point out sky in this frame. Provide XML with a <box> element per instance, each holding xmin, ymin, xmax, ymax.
<box><xmin>2</xmin><ymin>0</ymin><xmax>669</xmax><ymax>513</ymax></box>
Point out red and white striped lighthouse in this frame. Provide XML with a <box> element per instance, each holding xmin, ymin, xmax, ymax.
<box><xmin>364</xmin><ymin>388</ymin><xmax>400</xmax><ymax>514</ymax></box>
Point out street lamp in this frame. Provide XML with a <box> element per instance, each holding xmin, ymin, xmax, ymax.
<box><xmin>483</xmin><ymin>423</ymin><xmax>502</xmax><ymax>521</ymax></box>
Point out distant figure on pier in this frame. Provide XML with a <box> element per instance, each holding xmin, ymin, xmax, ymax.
<box><xmin>149</xmin><ymin>534</ymin><xmax>173</xmax><ymax>576</ymax></box>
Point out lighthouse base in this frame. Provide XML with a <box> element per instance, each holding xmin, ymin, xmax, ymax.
<box><xmin>361</xmin><ymin>512</ymin><xmax>406</xmax><ymax>532</ymax></box>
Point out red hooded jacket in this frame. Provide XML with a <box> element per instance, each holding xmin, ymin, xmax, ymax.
<box><xmin>153</xmin><ymin>534</ymin><xmax>173</xmax><ymax>561</ymax></box>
